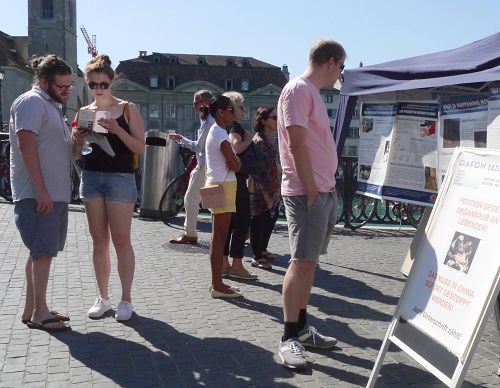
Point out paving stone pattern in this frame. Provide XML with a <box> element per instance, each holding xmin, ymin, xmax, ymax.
<box><xmin>0</xmin><ymin>201</ymin><xmax>499</xmax><ymax>387</ymax></box>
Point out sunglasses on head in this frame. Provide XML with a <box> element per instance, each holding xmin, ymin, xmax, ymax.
<box><xmin>88</xmin><ymin>81</ymin><xmax>110</xmax><ymax>90</ymax></box>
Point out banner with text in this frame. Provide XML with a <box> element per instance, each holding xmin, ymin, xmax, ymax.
<box><xmin>399</xmin><ymin>148</ymin><xmax>500</xmax><ymax>358</ymax></box>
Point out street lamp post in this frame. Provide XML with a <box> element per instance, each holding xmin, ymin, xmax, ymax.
<box><xmin>0</xmin><ymin>69</ymin><xmax>4</xmax><ymax>129</ymax></box>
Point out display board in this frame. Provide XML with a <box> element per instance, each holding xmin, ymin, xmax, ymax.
<box><xmin>357</xmin><ymin>88</ymin><xmax>500</xmax><ymax>206</ymax></box>
<box><xmin>368</xmin><ymin>148</ymin><xmax>500</xmax><ymax>387</ymax></box>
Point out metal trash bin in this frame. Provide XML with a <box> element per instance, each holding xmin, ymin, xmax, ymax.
<box><xmin>139</xmin><ymin>130</ymin><xmax>177</xmax><ymax>218</ymax></box>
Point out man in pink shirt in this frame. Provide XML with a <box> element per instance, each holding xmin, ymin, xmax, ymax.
<box><xmin>277</xmin><ymin>39</ymin><xmax>346</xmax><ymax>369</ymax></box>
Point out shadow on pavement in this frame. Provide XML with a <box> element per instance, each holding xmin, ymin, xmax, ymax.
<box><xmin>54</xmin><ymin>314</ymin><xmax>296</xmax><ymax>387</ymax></box>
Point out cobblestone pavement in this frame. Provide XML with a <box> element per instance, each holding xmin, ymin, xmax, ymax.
<box><xmin>0</xmin><ymin>200</ymin><xmax>499</xmax><ymax>387</ymax></box>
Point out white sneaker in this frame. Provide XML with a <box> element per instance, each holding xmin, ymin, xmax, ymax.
<box><xmin>88</xmin><ymin>297</ymin><xmax>112</xmax><ymax>318</ymax></box>
<box><xmin>115</xmin><ymin>301</ymin><xmax>133</xmax><ymax>321</ymax></box>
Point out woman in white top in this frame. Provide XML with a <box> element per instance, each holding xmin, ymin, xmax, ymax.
<box><xmin>204</xmin><ymin>95</ymin><xmax>242</xmax><ymax>298</ymax></box>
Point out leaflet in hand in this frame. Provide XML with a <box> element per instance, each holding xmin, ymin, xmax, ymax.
<box><xmin>77</xmin><ymin>109</ymin><xmax>111</xmax><ymax>133</ymax></box>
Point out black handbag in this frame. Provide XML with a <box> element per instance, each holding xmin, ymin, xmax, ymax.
<box><xmin>238</xmin><ymin>141</ymin><xmax>268</xmax><ymax>175</ymax></box>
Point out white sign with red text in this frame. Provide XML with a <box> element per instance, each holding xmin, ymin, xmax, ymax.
<box><xmin>400</xmin><ymin>148</ymin><xmax>500</xmax><ymax>358</ymax></box>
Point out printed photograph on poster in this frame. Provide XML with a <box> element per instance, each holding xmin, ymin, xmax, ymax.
<box><xmin>383</xmin><ymin>141</ymin><xmax>390</xmax><ymax>161</ymax></box>
<box><xmin>474</xmin><ymin>131</ymin><xmax>487</xmax><ymax>148</ymax></box>
<box><xmin>443</xmin><ymin>118</ymin><xmax>461</xmax><ymax>148</ymax></box>
<box><xmin>424</xmin><ymin>166</ymin><xmax>438</xmax><ymax>190</ymax></box>
<box><xmin>360</xmin><ymin>165</ymin><xmax>372</xmax><ymax>179</ymax></box>
<box><xmin>362</xmin><ymin>118</ymin><xmax>374</xmax><ymax>133</ymax></box>
<box><xmin>443</xmin><ymin>231</ymin><xmax>480</xmax><ymax>274</ymax></box>
<box><xmin>420</xmin><ymin>120</ymin><xmax>436</xmax><ymax>137</ymax></box>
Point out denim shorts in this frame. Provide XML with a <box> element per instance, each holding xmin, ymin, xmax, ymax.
<box><xmin>14</xmin><ymin>199</ymin><xmax>69</xmax><ymax>260</ymax></box>
<box><xmin>283</xmin><ymin>192</ymin><xmax>337</xmax><ymax>263</ymax></box>
<box><xmin>80</xmin><ymin>170</ymin><xmax>138</xmax><ymax>203</ymax></box>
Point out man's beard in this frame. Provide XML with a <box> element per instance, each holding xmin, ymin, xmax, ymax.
<box><xmin>47</xmin><ymin>83</ymin><xmax>67</xmax><ymax>104</ymax></box>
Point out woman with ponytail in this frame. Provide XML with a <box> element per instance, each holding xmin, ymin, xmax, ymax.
<box><xmin>204</xmin><ymin>95</ymin><xmax>242</xmax><ymax>298</ymax></box>
<box><xmin>72</xmin><ymin>54</ymin><xmax>145</xmax><ymax>321</ymax></box>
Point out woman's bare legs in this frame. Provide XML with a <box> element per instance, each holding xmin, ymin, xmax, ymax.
<box><xmin>106</xmin><ymin>201</ymin><xmax>135</xmax><ymax>302</ymax></box>
<box><xmin>85</xmin><ymin>198</ymin><xmax>111</xmax><ymax>299</ymax></box>
<box><xmin>210</xmin><ymin>213</ymin><xmax>236</xmax><ymax>293</ymax></box>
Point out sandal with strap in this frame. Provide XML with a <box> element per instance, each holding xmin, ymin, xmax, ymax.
<box><xmin>251</xmin><ymin>258</ymin><xmax>272</xmax><ymax>270</ymax></box>
<box><xmin>262</xmin><ymin>251</ymin><xmax>276</xmax><ymax>260</ymax></box>
<box><xmin>22</xmin><ymin>311</ymin><xmax>70</xmax><ymax>325</ymax></box>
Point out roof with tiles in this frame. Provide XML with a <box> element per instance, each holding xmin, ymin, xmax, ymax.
<box><xmin>0</xmin><ymin>31</ymin><xmax>30</xmax><ymax>70</ymax></box>
<box><xmin>116</xmin><ymin>52</ymin><xmax>289</xmax><ymax>91</ymax></box>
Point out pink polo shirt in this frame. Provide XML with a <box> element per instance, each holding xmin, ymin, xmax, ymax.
<box><xmin>277</xmin><ymin>76</ymin><xmax>338</xmax><ymax>196</ymax></box>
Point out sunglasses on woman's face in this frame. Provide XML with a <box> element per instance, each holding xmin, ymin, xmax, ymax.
<box><xmin>88</xmin><ymin>81</ymin><xmax>110</xmax><ymax>90</ymax></box>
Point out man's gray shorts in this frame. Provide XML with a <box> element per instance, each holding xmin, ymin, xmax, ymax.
<box><xmin>283</xmin><ymin>192</ymin><xmax>337</xmax><ymax>263</ymax></box>
<box><xmin>14</xmin><ymin>199</ymin><xmax>69</xmax><ymax>260</ymax></box>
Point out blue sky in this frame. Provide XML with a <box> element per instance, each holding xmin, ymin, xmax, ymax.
<box><xmin>4</xmin><ymin>1</ymin><xmax>500</xmax><ymax>79</ymax></box>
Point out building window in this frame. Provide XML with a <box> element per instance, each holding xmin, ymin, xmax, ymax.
<box><xmin>149</xmin><ymin>104</ymin><xmax>159</xmax><ymax>118</ymax></box>
<box><xmin>325</xmin><ymin>95</ymin><xmax>333</xmax><ymax>103</ymax></box>
<box><xmin>241</xmin><ymin>58</ymin><xmax>251</xmax><ymax>67</ymax></box>
<box><xmin>225</xmin><ymin>79</ymin><xmax>233</xmax><ymax>90</ymax></box>
<box><xmin>184</xmin><ymin>105</ymin><xmax>195</xmax><ymax>119</ymax></box>
<box><xmin>241</xmin><ymin>79</ymin><xmax>249</xmax><ymax>91</ymax></box>
<box><xmin>167</xmin><ymin>75</ymin><xmax>176</xmax><ymax>89</ymax></box>
<box><xmin>42</xmin><ymin>0</ymin><xmax>53</xmax><ymax>19</ymax></box>
<box><xmin>165</xmin><ymin>104</ymin><xmax>176</xmax><ymax>119</ymax></box>
<box><xmin>346</xmin><ymin>146</ymin><xmax>358</xmax><ymax>157</ymax></box>
<box><xmin>149</xmin><ymin>75</ymin><xmax>159</xmax><ymax>88</ymax></box>
<box><xmin>348</xmin><ymin>127</ymin><xmax>360</xmax><ymax>139</ymax></box>
<box><xmin>197</xmin><ymin>56</ymin><xmax>207</xmax><ymax>65</ymax></box>
<box><xmin>327</xmin><ymin>109</ymin><xmax>337</xmax><ymax>118</ymax></box>
<box><xmin>226</xmin><ymin>58</ymin><xmax>236</xmax><ymax>66</ymax></box>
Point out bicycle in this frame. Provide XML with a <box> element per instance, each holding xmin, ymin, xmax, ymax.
<box><xmin>158</xmin><ymin>147</ymin><xmax>197</xmax><ymax>223</ymax></box>
<box><xmin>387</xmin><ymin>200</ymin><xmax>425</xmax><ymax>229</ymax></box>
<box><xmin>0</xmin><ymin>139</ymin><xmax>13</xmax><ymax>202</ymax></box>
<box><xmin>337</xmin><ymin>159</ymin><xmax>377</xmax><ymax>230</ymax></box>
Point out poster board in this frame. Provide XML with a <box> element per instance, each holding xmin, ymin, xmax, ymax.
<box><xmin>368</xmin><ymin>147</ymin><xmax>500</xmax><ymax>387</ymax></box>
<box><xmin>358</xmin><ymin>101</ymin><xmax>439</xmax><ymax>206</ymax></box>
<box><xmin>357</xmin><ymin>86</ymin><xmax>500</xmax><ymax>206</ymax></box>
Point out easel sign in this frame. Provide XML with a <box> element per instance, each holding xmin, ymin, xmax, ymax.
<box><xmin>368</xmin><ymin>148</ymin><xmax>500</xmax><ymax>387</ymax></box>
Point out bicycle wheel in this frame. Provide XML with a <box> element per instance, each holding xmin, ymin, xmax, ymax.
<box><xmin>335</xmin><ymin>187</ymin><xmax>344</xmax><ymax>223</ymax></box>
<box><xmin>406</xmin><ymin>204</ymin><xmax>425</xmax><ymax>229</ymax></box>
<box><xmin>158</xmin><ymin>173</ymin><xmax>189</xmax><ymax>223</ymax></box>
<box><xmin>387</xmin><ymin>201</ymin><xmax>402</xmax><ymax>223</ymax></box>
<box><xmin>345</xmin><ymin>194</ymin><xmax>376</xmax><ymax>229</ymax></box>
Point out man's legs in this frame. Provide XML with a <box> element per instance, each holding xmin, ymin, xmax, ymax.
<box><xmin>278</xmin><ymin>194</ymin><xmax>337</xmax><ymax>369</ymax></box>
<box><xmin>184</xmin><ymin>165</ymin><xmax>206</xmax><ymax>237</ymax></box>
<box><xmin>31</xmin><ymin>255</ymin><xmax>66</xmax><ymax>329</ymax></box>
<box><xmin>22</xmin><ymin>257</ymin><xmax>34</xmax><ymax>322</ymax></box>
<box><xmin>170</xmin><ymin>165</ymin><xmax>205</xmax><ymax>244</ymax></box>
<box><xmin>282</xmin><ymin>260</ymin><xmax>316</xmax><ymax>326</ymax></box>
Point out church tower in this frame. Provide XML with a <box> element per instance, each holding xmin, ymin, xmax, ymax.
<box><xmin>27</xmin><ymin>0</ymin><xmax>78</xmax><ymax>115</ymax></box>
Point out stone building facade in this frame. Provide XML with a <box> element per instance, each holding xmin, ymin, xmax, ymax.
<box><xmin>113</xmin><ymin>52</ymin><xmax>290</xmax><ymax>139</ymax></box>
